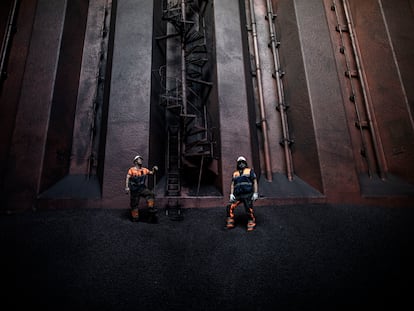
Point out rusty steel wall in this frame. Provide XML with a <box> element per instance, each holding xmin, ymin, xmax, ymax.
<box><xmin>1</xmin><ymin>0</ymin><xmax>413</xmax><ymax>212</ymax></box>
<box><xmin>347</xmin><ymin>0</ymin><xmax>414</xmax><ymax>181</ymax></box>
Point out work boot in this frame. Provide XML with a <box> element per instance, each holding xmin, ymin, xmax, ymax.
<box><xmin>148</xmin><ymin>207</ymin><xmax>158</xmax><ymax>224</ymax></box>
<box><xmin>247</xmin><ymin>219</ymin><xmax>256</xmax><ymax>232</ymax></box>
<box><xmin>226</xmin><ymin>217</ymin><xmax>235</xmax><ymax>229</ymax></box>
<box><xmin>131</xmin><ymin>209</ymin><xmax>139</xmax><ymax>222</ymax></box>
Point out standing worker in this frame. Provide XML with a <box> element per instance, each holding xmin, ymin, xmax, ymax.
<box><xmin>125</xmin><ymin>155</ymin><xmax>158</xmax><ymax>222</ymax></box>
<box><xmin>226</xmin><ymin>156</ymin><xmax>259</xmax><ymax>231</ymax></box>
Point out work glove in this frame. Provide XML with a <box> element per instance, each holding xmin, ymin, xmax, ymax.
<box><xmin>230</xmin><ymin>194</ymin><xmax>236</xmax><ymax>202</ymax></box>
<box><xmin>252</xmin><ymin>192</ymin><xmax>259</xmax><ymax>201</ymax></box>
<box><xmin>152</xmin><ymin>166</ymin><xmax>158</xmax><ymax>172</ymax></box>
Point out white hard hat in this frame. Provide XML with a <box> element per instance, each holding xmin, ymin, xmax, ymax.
<box><xmin>237</xmin><ymin>156</ymin><xmax>247</xmax><ymax>163</ymax></box>
<box><xmin>133</xmin><ymin>155</ymin><xmax>143</xmax><ymax>163</ymax></box>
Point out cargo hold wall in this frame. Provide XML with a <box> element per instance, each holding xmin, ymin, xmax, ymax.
<box><xmin>1</xmin><ymin>0</ymin><xmax>413</xmax><ymax>212</ymax></box>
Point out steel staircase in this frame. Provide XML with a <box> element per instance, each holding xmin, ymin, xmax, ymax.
<box><xmin>157</xmin><ymin>0</ymin><xmax>214</xmax><ymax>197</ymax></box>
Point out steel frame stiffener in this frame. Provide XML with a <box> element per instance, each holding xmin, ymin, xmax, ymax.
<box><xmin>157</xmin><ymin>0</ymin><xmax>214</xmax><ymax>197</ymax></box>
<box><xmin>245</xmin><ymin>0</ymin><xmax>294</xmax><ymax>181</ymax></box>
<box><xmin>246</xmin><ymin>0</ymin><xmax>273</xmax><ymax>181</ymax></box>
<box><xmin>331</xmin><ymin>0</ymin><xmax>386</xmax><ymax>179</ymax></box>
<box><xmin>0</xmin><ymin>0</ymin><xmax>20</xmax><ymax>94</ymax></box>
<box><xmin>84</xmin><ymin>0</ymin><xmax>113</xmax><ymax>179</ymax></box>
<box><xmin>265</xmin><ymin>0</ymin><xmax>294</xmax><ymax>181</ymax></box>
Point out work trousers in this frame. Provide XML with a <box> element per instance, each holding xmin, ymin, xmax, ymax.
<box><xmin>130</xmin><ymin>188</ymin><xmax>155</xmax><ymax>210</ymax></box>
<box><xmin>227</xmin><ymin>194</ymin><xmax>256</xmax><ymax>222</ymax></box>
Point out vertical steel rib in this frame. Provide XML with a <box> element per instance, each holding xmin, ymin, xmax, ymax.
<box><xmin>265</xmin><ymin>0</ymin><xmax>294</xmax><ymax>181</ymax></box>
<box><xmin>0</xmin><ymin>0</ymin><xmax>19</xmax><ymax>88</ymax></box>
<box><xmin>332</xmin><ymin>0</ymin><xmax>373</xmax><ymax>177</ymax></box>
<box><xmin>342</xmin><ymin>0</ymin><xmax>387</xmax><ymax>179</ymax></box>
<box><xmin>248</xmin><ymin>0</ymin><xmax>273</xmax><ymax>181</ymax></box>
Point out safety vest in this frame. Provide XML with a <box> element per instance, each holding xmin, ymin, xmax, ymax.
<box><xmin>128</xmin><ymin>167</ymin><xmax>150</xmax><ymax>192</ymax></box>
<box><xmin>232</xmin><ymin>168</ymin><xmax>255</xmax><ymax>195</ymax></box>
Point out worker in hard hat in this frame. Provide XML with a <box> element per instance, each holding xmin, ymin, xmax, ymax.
<box><xmin>226</xmin><ymin>156</ymin><xmax>259</xmax><ymax>231</ymax></box>
<box><xmin>125</xmin><ymin>155</ymin><xmax>158</xmax><ymax>222</ymax></box>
